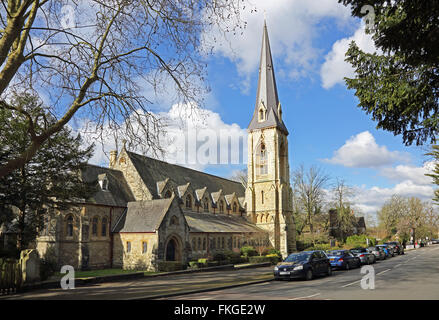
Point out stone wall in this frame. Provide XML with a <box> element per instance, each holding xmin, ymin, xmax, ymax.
<box><xmin>113</xmin><ymin>232</ymin><xmax>158</xmax><ymax>270</ymax></box>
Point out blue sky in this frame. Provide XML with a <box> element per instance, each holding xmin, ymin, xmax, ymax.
<box><xmin>79</xmin><ymin>0</ymin><xmax>435</xmax><ymax>220</ymax></box>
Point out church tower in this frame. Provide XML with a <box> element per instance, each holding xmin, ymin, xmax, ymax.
<box><xmin>245</xmin><ymin>21</ymin><xmax>296</xmax><ymax>257</ymax></box>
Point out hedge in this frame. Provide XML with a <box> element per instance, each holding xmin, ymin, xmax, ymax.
<box><xmin>157</xmin><ymin>261</ymin><xmax>186</xmax><ymax>272</ymax></box>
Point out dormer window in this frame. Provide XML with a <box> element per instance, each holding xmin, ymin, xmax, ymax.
<box><xmin>203</xmin><ymin>198</ymin><xmax>209</xmax><ymax>212</ymax></box>
<box><xmin>185</xmin><ymin>194</ymin><xmax>192</xmax><ymax>209</ymax></box>
<box><xmin>233</xmin><ymin>202</ymin><xmax>237</xmax><ymax>213</ymax></box>
<box><xmin>99</xmin><ymin>175</ymin><xmax>109</xmax><ymax>191</ymax></box>
<box><xmin>219</xmin><ymin>200</ymin><xmax>224</xmax><ymax>213</ymax></box>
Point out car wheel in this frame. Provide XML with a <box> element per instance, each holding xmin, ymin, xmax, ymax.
<box><xmin>305</xmin><ymin>269</ymin><xmax>313</xmax><ymax>281</ymax></box>
<box><xmin>326</xmin><ymin>265</ymin><xmax>332</xmax><ymax>276</ymax></box>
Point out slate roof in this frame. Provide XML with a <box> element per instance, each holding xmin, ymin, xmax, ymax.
<box><xmin>113</xmin><ymin>198</ymin><xmax>176</xmax><ymax>233</ymax></box>
<box><xmin>126</xmin><ymin>151</ymin><xmax>245</xmax><ymax>199</ymax></box>
<box><xmin>184</xmin><ymin>211</ymin><xmax>266</xmax><ymax>234</ymax></box>
<box><xmin>248</xmin><ymin>21</ymin><xmax>288</xmax><ymax>134</ymax></box>
<box><xmin>80</xmin><ymin>165</ymin><xmax>135</xmax><ymax>207</ymax></box>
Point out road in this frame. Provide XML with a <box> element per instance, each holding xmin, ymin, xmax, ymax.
<box><xmin>165</xmin><ymin>245</ymin><xmax>439</xmax><ymax>300</ymax></box>
<box><xmin>3</xmin><ymin>245</ymin><xmax>438</xmax><ymax>300</ymax></box>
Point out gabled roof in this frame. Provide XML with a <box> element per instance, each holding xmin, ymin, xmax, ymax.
<box><xmin>125</xmin><ymin>151</ymin><xmax>245</xmax><ymax>199</ymax></box>
<box><xmin>80</xmin><ymin>165</ymin><xmax>135</xmax><ymax>207</ymax></box>
<box><xmin>113</xmin><ymin>197</ymin><xmax>178</xmax><ymax>233</ymax></box>
<box><xmin>184</xmin><ymin>211</ymin><xmax>266</xmax><ymax>233</ymax></box>
<box><xmin>211</xmin><ymin>189</ymin><xmax>223</xmax><ymax>204</ymax></box>
<box><xmin>248</xmin><ymin>21</ymin><xmax>288</xmax><ymax>134</ymax></box>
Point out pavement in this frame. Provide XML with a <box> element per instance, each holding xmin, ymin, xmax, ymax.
<box><xmin>0</xmin><ymin>263</ymin><xmax>274</xmax><ymax>300</ymax></box>
<box><xmin>166</xmin><ymin>245</ymin><xmax>439</xmax><ymax>300</ymax></box>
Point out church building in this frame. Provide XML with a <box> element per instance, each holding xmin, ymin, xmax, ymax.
<box><xmin>34</xmin><ymin>21</ymin><xmax>296</xmax><ymax>271</ymax></box>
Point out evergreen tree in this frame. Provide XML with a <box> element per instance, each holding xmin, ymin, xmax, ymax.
<box><xmin>0</xmin><ymin>94</ymin><xmax>94</xmax><ymax>250</ymax></box>
<box><xmin>339</xmin><ymin>0</ymin><xmax>439</xmax><ymax>146</ymax></box>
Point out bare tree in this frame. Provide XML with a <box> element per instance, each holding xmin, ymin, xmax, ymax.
<box><xmin>331</xmin><ymin>178</ymin><xmax>357</xmax><ymax>240</ymax></box>
<box><xmin>292</xmin><ymin>165</ymin><xmax>330</xmax><ymax>245</ymax></box>
<box><xmin>0</xmin><ymin>0</ymin><xmax>250</xmax><ymax>178</ymax></box>
<box><xmin>229</xmin><ymin>169</ymin><xmax>247</xmax><ymax>189</ymax></box>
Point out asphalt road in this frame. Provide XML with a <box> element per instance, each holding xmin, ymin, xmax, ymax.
<box><xmin>165</xmin><ymin>245</ymin><xmax>439</xmax><ymax>300</ymax></box>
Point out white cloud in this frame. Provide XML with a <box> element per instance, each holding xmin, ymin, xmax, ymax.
<box><xmin>352</xmin><ymin>181</ymin><xmax>435</xmax><ymax>216</ymax></box>
<box><xmin>323</xmin><ymin>131</ymin><xmax>404</xmax><ymax>168</ymax></box>
<box><xmin>202</xmin><ymin>0</ymin><xmax>352</xmax><ymax>91</ymax></box>
<box><xmin>77</xmin><ymin>103</ymin><xmax>247</xmax><ymax>172</ymax></box>
<box><xmin>320</xmin><ymin>24</ymin><xmax>377</xmax><ymax>89</ymax></box>
<box><xmin>379</xmin><ymin>161</ymin><xmax>436</xmax><ymax>186</ymax></box>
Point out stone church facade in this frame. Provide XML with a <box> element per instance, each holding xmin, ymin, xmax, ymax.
<box><xmin>35</xmin><ymin>21</ymin><xmax>296</xmax><ymax>271</ymax></box>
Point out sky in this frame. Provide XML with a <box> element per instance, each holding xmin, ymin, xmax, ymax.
<box><xmin>77</xmin><ymin>0</ymin><xmax>436</xmax><ymax>222</ymax></box>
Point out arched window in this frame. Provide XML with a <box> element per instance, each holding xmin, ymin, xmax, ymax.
<box><xmin>261</xmin><ymin>190</ymin><xmax>264</xmax><ymax>204</ymax></box>
<box><xmin>258</xmin><ymin>143</ymin><xmax>268</xmax><ymax>175</ymax></box>
<box><xmin>66</xmin><ymin>215</ymin><xmax>73</xmax><ymax>237</ymax></box>
<box><xmin>185</xmin><ymin>194</ymin><xmax>192</xmax><ymax>209</ymax></box>
<box><xmin>198</xmin><ymin>237</ymin><xmax>201</xmax><ymax>250</ymax></box>
<box><xmin>170</xmin><ymin>215</ymin><xmax>179</xmax><ymax>225</ymax></box>
<box><xmin>92</xmin><ymin>217</ymin><xmax>99</xmax><ymax>236</ymax></box>
<box><xmin>101</xmin><ymin>217</ymin><xmax>108</xmax><ymax>237</ymax></box>
<box><xmin>203</xmin><ymin>198</ymin><xmax>209</xmax><ymax>212</ymax></box>
<box><xmin>233</xmin><ymin>202</ymin><xmax>237</xmax><ymax>213</ymax></box>
<box><xmin>219</xmin><ymin>200</ymin><xmax>224</xmax><ymax>213</ymax></box>
<box><xmin>142</xmin><ymin>241</ymin><xmax>148</xmax><ymax>254</ymax></box>
<box><xmin>203</xmin><ymin>238</ymin><xmax>206</xmax><ymax>250</ymax></box>
<box><xmin>192</xmin><ymin>238</ymin><xmax>196</xmax><ymax>251</ymax></box>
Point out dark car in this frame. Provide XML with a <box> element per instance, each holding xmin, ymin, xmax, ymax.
<box><xmin>351</xmin><ymin>247</ymin><xmax>376</xmax><ymax>264</ymax></box>
<box><xmin>274</xmin><ymin>250</ymin><xmax>332</xmax><ymax>281</ymax></box>
<box><xmin>385</xmin><ymin>241</ymin><xmax>404</xmax><ymax>255</ymax></box>
<box><xmin>368</xmin><ymin>246</ymin><xmax>386</xmax><ymax>260</ymax></box>
<box><xmin>326</xmin><ymin>249</ymin><xmax>361</xmax><ymax>270</ymax></box>
<box><xmin>376</xmin><ymin>244</ymin><xmax>394</xmax><ymax>258</ymax></box>
<box><xmin>431</xmin><ymin>239</ymin><xmax>439</xmax><ymax>244</ymax></box>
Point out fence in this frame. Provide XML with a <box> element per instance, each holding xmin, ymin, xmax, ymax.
<box><xmin>0</xmin><ymin>258</ymin><xmax>22</xmax><ymax>295</ymax></box>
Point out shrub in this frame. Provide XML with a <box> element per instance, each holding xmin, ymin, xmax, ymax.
<box><xmin>157</xmin><ymin>261</ymin><xmax>186</xmax><ymax>272</ymax></box>
<box><xmin>248</xmin><ymin>256</ymin><xmax>271</xmax><ymax>264</ymax></box>
<box><xmin>306</xmin><ymin>244</ymin><xmax>340</xmax><ymax>252</ymax></box>
<box><xmin>40</xmin><ymin>246</ymin><xmax>58</xmax><ymax>281</ymax></box>
<box><xmin>213</xmin><ymin>252</ymin><xmax>227</xmax><ymax>261</ymax></box>
<box><xmin>240</xmin><ymin>246</ymin><xmax>258</xmax><ymax>257</ymax></box>
<box><xmin>345</xmin><ymin>235</ymin><xmax>376</xmax><ymax>248</ymax></box>
<box><xmin>265</xmin><ymin>254</ymin><xmax>281</xmax><ymax>264</ymax></box>
<box><xmin>207</xmin><ymin>261</ymin><xmax>219</xmax><ymax>267</ymax></box>
<box><xmin>198</xmin><ymin>258</ymin><xmax>208</xmax><ymax>265</ymax></box>
<box><xmin>188</xmin><ymin>261</ymin><xmax>199</xmax><ymax>269</ymax></box>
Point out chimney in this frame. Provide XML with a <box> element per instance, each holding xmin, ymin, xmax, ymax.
<box><xmin>109</xmin><ymin>150</ymin><xmax>118</xmax><ymax>169</ymax></box>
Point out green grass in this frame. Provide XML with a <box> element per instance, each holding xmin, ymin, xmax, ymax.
<box><xmin>50</xmin><ymin>268</ymin><xmax>159</xmax><ymax>279</ymax></box>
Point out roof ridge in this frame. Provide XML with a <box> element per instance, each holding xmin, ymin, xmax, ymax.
<box><xmin>125</xmin><ymin>151</ymin><xmax>243</xmax><ymax>187</ymax></box>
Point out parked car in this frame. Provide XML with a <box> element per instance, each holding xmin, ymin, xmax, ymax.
<box><xmin>326</xmin><ymin>249</ymin><xmax>361</xmax><ymax>270</ymax></box>
<box><xmin>377</xmin><ymin>244</ymin><xmax>394</xmax><ymax>258</ymax></box>
<box><xmin>368</xmin><ymin>246</ymin><xmax>386</xmax><ymax>260</ymax></box>
<box><xmin>431</xmin><ymin>239</ymin><xmax>439</xmax><ymax>244</ymax></box>
<box><xmin>274</xmin><ymin>250</ymin><xmax>332</xmax><ymax>281</ymax></box>
<box><xmin>385</xmin><ymin>241</ymin><xmax>404</xmax><ymax>255</ymax></box>
<box><xmin>351</xmin><ymin>247</ymin><xmax>376</xmax><ymax>264</ymax></box>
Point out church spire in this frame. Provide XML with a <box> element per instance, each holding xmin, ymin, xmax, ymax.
<box><xmin>248</xmin><ymin>20</ymin><xmax>288</xmax><ymax>134</ymax></box>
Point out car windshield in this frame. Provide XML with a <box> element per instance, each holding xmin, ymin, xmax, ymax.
<box><xmin>284</xmin><ymin>253</ymin><xmax>311</xmax><ymax>263</ymax></box>
<box><xmin>351</xmin><ymin>249</ymin><xmax>365</xmax><ymax>253</ymax></box>
<box><xmin>327</xmin><ymin>250</ymin><xmax>345</xmax><ymax>256</ymax></box>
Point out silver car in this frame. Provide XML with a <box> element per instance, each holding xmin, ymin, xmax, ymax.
<box><xmin>367</xmin><ymin>246</ymin><xmax>386</xmax><ymax>260</ymax></box>
<box><xmin>351</xmin><ymin>247</ymin><xmax>376</xmax><ymax>264</ymax></box>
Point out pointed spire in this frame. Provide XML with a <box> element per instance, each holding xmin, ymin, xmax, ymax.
<box><xmin>248</xmin><ymin>20</ymin><xmax>288</xmax><ymax>134</ymax></box>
